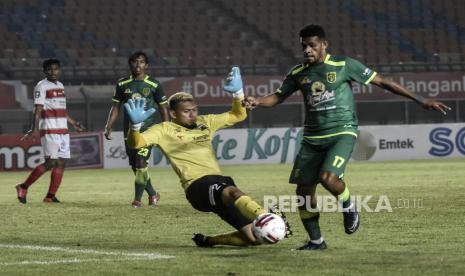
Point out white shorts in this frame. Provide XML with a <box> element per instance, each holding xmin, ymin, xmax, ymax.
<box><xmin>41</xmin><ymin>134</ymin><xmax>71</xmax><ymax>159</ymax></box>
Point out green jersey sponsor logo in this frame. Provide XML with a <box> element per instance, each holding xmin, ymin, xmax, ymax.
<box><xmin>309</xmin><ymin>81</ymin><xmax>336</xmax><ymax>111</ymax></box>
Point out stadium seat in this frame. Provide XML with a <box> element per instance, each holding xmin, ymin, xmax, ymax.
<box><xmin>0</xmin><ymin>0</ymin><xmax>463</xmax><ymax>79</ymax></box>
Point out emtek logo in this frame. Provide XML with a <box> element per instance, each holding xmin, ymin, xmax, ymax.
<box><xmin>429</xmin><ymin>127</ymin><xmax>465</xmax><ymax>157</ymax></box>
<box><xmin>379</xmin><ymin>138</ymin><xmax>414</xmax><ymax>150</ymax></box>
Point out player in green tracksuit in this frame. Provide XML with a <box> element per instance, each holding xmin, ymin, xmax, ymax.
<box><xmin>105</xmin><ymin>51</ymin><xmax>170</xmax><ymax>208</ymax></box>
<box><xmin>245</xmin><ymin>24</ymin><xmax>450</xmax><ymax>250</ymax></box>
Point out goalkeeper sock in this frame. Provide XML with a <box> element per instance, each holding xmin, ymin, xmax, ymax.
<box><xmin>144</xmin><ymin>179</ymin><xmax>157</xmax><ymax>197</ymax></box>
<box><xmin>234</xmin><ymin>196</ymin><xmax>266</xmax><ymax>221</ymax></box>
<box><xmin>134</xmin><ymin>167</ymin><xmax>149</xmax><ymax>201</ymax></box>
<box><xmin>208</xmin><ymin>231</ymin><xmax>252</xmax><ymax>246</ymax></box>
<box><xmin>338</xmin><ymin>186</ymin><xmax>351</xmax><ymax>209</ymax></box>
<box><xmin>299</xmin><ymin>209</ymin><xmax>322</xmax><ymax>241</ymax></box>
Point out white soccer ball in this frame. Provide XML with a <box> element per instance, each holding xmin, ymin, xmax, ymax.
<box><xmin>252</xmin><ymin>213</ymin><xmax>286</xmax><ymax>244</ymax></box>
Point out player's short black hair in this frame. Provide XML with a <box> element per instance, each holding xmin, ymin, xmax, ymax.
<box><xmin>42</xmin><ymin>59</ymin><xmax>60</xmax><ymax>71</ymax></box>
<box><xmin>128</xmin><ymin>51</ymin><xmax>149</xmax><ymax>64</ymax></box>
<box><xmin>168</xmin><ymin>92</ymin><xmax>194</xmax><ymax>110</ymax></box>
<box><xmin>299</xmin><ymin>24</ymin><xmax>326</xmax><ymax>39</ymax></box>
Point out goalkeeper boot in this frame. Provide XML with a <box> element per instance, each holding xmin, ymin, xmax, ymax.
<box><xmin>43</xmin><ymin>196</ymin><xmax>60</xmax><ymax>203</ymax></box>
<box><xmin>343</xmin><ymin>202</ymin><xmax>360</xmax><ymax>234</ymax></box>
<box><xmin>269</xmin><ymin>205</ymin><xmax>293</xmax><ymax>238</ymax></box>
<box><xmin>131</xmin><ymin>200</ymin><xmax>142</xmax><ymax>208</ymax></box>
<box><xmin>297</xmin><ymin>240</ymin><xmax>327</xmax><ymax>250</ymax></box>
<box><xmin>15</xmin><ymin>183</ymin><xmax>27</xmax><ymax>204</ymax></box>
<box><xmin>148</xmin><ymin>192</ymin><xmax>160</xmax><ymax>207</ymax></box>
<box><xmin>192</xmin><ymin>233</ymin><xmax>213</xmax><ymax>248</ymax></box>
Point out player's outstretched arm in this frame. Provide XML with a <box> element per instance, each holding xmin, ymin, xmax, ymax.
<box><xmin>224</xmin><ymin>67</ymin><xmax>247</xmax><ymax>123</ymax></box>
<box><xmin>371</xmin><ymin>74</ymin><xmax>451</xmax><ymax>115</ymax></box>
<box><xmin>21</xmin><ymin>104</ymin><xmax>43</xmax><ymax>141</ymax></box>
<box><xmin>244</xmin><ymin>93</ymin><xmax>281</xmax><ymax>109</ymax></box>
<box><xmin>124</xmin><ymin>98</ymin><xmax>155</xmax><ymax>149</ymax></box>
<box><xmin>104</xmin><ymin>102</ymin><xmax>121</xmax><ymax>140</ymax></box>
<box><xmin>127</xmin><ymin>129</ymin><xmax>147</xmax><ymax>149</ymax></box>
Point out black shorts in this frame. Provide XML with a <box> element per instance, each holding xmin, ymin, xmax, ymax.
<box><xmin>185</xmin><ymin>175</ymin><xmax>252</xmax><ymax>230</ymax></box>
<box><xmin>125</xmin><ymin>142</ymin><xmax>152</xmax><ymax>168</ymax></box>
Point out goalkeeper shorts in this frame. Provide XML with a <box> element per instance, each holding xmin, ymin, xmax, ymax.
<box><xmin>186</xmin><ymin>175</ymin><xmax>252</xmax><ymax>230</ymax></box>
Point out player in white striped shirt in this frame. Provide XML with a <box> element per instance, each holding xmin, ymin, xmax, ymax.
<box><xmin>15</xmin><ymin>59</ymin><xmax>85</xmax><ymax>204</ymax></box>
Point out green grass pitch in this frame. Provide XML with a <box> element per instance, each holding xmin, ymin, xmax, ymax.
<box><xmin>1</xmin><ymin>159</ymin><xmax>464</xmax><ymax>275</ymax></box>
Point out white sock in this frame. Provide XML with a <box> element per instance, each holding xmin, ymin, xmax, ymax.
<box><xmin>311</xmin><ymin>237</ymin><xmax>324</xmax><ymax>244</ymax></box>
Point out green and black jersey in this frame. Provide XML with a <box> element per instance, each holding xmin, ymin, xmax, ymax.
<box><xmin>112</xmin><ymin>75</ymin><xmax>167</xmax><ymax>137</ymax></box>
<box><xmin>277</xmin><ymin>54</ymin><xmax>377</xmax><ymax>138</ymax></box>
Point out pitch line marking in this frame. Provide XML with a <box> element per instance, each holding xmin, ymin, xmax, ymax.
<box><xmin>0</xmin><ymin>243</ymin><xmax>174</xmax><ymax>266</ymax></box>
<box><xmin>0</xmin><ymin>257</ymin><xmax>164</xmax><ymax>266</ymax></box>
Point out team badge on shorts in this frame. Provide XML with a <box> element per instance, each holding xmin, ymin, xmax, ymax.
<box><xmin>327</xmin><ymin>72</ymin><xmax>337</xmax><ymax>83</ymax></box>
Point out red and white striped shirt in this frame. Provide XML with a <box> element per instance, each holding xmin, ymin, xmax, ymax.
<box><xmin>34</xmin><ymin>79</ymin><xmax>68</xmax><ymax>136</ymax></box>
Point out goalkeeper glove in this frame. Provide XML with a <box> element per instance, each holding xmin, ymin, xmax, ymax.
<box><xmin>223</xmin><ymin>66</ymin><xmax>244</xmax><ymax>98</ymax></box>
<box><xmin>123</xmin><ymin>98</ymin><xmax>156</xmax><ymax>131</ymax></box>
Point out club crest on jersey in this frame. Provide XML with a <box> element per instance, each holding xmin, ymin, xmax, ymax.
<box><xmin>327</xmin><ymin>72</ymin><xmax>337</xmax><ymax>83</ymax></box>
<box><xmin>300</xmin><ymin>77</ymin><xmax>311</xmax><ymax>84</ymax></box>
<box><xmin>142</xmin><ymin>87</ymin><xmax>150</xmax><ymax>96</ymax></box>
<box><xmin>124</xmin><ymin>88</ymin><xmax>132</xmax><ymax>94</ymax></box>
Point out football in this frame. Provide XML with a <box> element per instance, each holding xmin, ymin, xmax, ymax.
<box><xmin>252</xmin><ymin>213</ymin><xmax>286</xmax><ymax>244</ymax></box>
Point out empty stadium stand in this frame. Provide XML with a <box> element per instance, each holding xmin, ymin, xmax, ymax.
<box><xmin>0</xmin><ymin>0</ymin><xmax>464</xmax><ymax>82</ymax></box>
<box><xmin>0</xmin><ymin>0</ymin><xmax>464</xmax><ymax>134</ymax></box>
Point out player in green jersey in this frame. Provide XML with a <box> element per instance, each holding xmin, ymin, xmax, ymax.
<box><xmin>105</xmin><ymin>51</ymin><xmax>170</xmax><ymax>208</ymax></box>
<box><xmin>244</xmin><ymin>25</ymin><xmax>450</xmax><ymax>250</ymax></box>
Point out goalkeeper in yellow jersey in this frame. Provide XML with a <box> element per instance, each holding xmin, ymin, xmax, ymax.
<box><xmin>125</xmin><ymin>67</ymin><xmax>278</xmax><ymax>247</ymax></box>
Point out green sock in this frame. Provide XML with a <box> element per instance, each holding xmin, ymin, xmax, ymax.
<box><xmin>338</xmin><ymin>186</ymin><xmax>352</xmax><ymax>208</ymax></box>
<box><xmin>299</xmin><ymin>209</ymin><xmax>321</xmax><ymax>241</ymax></box>
<box><xmin>134</xmin><ymin>168</ymin><xmax>150</xmax><ymax>201</ymax></box>
<box><xmin>134</xmin><ymin>184</ymin><xmax>145</xmax><ymax>201</ymax></box>
<box><xmin>145</xmin><ymin>179</ymin><xmax>157</xmax><ymax>197</ymax></box>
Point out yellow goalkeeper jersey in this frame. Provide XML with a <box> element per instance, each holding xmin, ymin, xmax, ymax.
<box><xmin>131</xmin><ymin>98</ymin><xmax>246</xmax><ymax>190</ymax></box>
